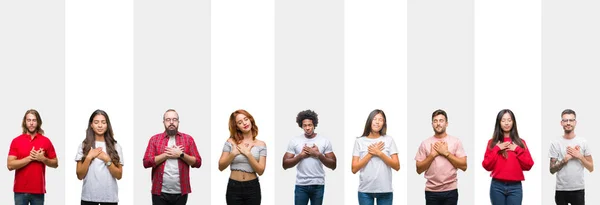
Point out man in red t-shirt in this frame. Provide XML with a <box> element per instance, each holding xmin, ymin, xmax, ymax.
<box><xmin>7</xmin><ymin>109</ymin><xmax>58</xmax><ymax>205</ymax></box>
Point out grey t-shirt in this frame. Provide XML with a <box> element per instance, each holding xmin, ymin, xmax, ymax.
<box><xmin>223</xmin><ymin>141</ymin><xmax>267</xmax><ymax>173</ymax></box>
<box><xmin>548</xmin><ymin>136</ymin><xmax>592</xmax><ymax>191</ymax></box>
<box><xmin>352</xmin><ymin>135</ymin><xmax>398</xmax><ymax>193</ymax></box>
<box><xmin>162</xmin><ymin>136</ymin><xmax>181</xmax><ymax>194</ymax></box>
<box><xmin>75</xmin><ymin>141</ymin><xmax>124</xmax><ymax>203</ymax></box>
<box><xmin>286</xmin><ymin>134</ymin><xmax>333</xmax><ymax>185</ymax></box>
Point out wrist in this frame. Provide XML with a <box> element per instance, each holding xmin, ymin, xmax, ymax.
<box><xmin>444</xmin><ymin>152</ymin><xmax>450</xmax><ymax>158</ymax></box>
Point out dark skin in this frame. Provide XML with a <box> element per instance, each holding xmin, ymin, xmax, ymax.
<box><xmin>282</xmin><ymin>119</ymin><xmax>337</xmax><ymax>170</ymax></box>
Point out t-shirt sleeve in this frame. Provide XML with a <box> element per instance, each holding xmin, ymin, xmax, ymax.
<box><xmin>583</xmin><ymin>140</ymin><xmax>591</xmax><ymax>156</ymax></box>
<box><xmin>454</xmin><ymin>139</ymin><xmax>467</xmax><ymax>158</ymax></box>
<box><xmin>45</xmin><ymin>139</ymin><xmax>57</xmax><ymax>159</ymax></box>
<box><xmin>286</xmin><ymin>139</ymin><xmax>296</xmax><ymax>154</ymax></box>
<box><xmin>75</xmin><ymin>143</ymin><xmax>84</xmax><ymax>161</ymax></box>
<box><xmin>548</xmin><ymin>141</ymin><xmax>560</xmax><ymax>159</ymax></box>
<box><xmin>8</xmin><ymin>138</ymin><xmax>18</xmax><ymax>157</ymax></box>
<box><xmin>259</xmin><ymin>146</ymin><xmax>267</xmax><ymax>156</ymax></box>
<box><xmin>323</xmin><ymin>139</ymin><xmax>333</xmax><ymax>154</ymax></box>
<box><xmin>116</xmin><ymin>143</ymin><xmax>124</xmax><ymax>165</ymax></box>
<box><xmin>352</xmin><ymin>138</ymin><xmax>360</xmax><ymax>157</ymax></box>
<box><xmin>389</xmin><ymin>137</ymin><xmax>398</xmax><ymax>155</ymax></box>
<box><xmin>415</xmin><ymin>141</ymin><xmax>427</xmax><ymax>161</ymax></box>
<box><xmin>223</xmin><ymin>141</ymin><xmax>232</xmax><ymax>152</ymax></box>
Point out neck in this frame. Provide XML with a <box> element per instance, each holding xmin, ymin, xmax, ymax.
<box><xmin>368</xmin><ymin>132</ymin><xmax>381</xmax><ymax>138</ymax></box>
<box><xmin>304</xmin><ymin>133</ymin><xmax>316</xmax><ymax>139</ymax></box>
<box><xmin>95</xmin><ymin>135</ymin><xmax>105</xmax><ymax>142</ymax></box>
<box><xmin>503</xmin><ymin>132</ymin><xmax>510</xmax><ymax>138</ymax></box>
<box><xmin>563</xmin><ymin>131</ymin><xmax>576</xmax><ymax>139</ymax></box>
<box><xmin>242</xmin><ymin>132</ymin><xmax>253</xmax><ymax>140</ymax></box>
<box><xmin>434</xmin><ymin>132</ymin><xmax>447</xmax><ymax>138</ymax></box>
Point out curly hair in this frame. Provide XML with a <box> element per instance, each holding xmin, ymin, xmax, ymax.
<box><xmin>296</xmin><ymin>110</ymin><xmax>319</xmax><ymax>128</ymax></box>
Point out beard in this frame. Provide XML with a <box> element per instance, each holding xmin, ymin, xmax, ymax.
<box><xmin>165</xmin><ymin>125</ymin><xmax>178</xmax><ymax>136</ymax></box>
<box><xmin>27</xmin><ymin>127</ymin><xmax>38</xmax><ymax>135</ymax></box>
<box><xmin>563</xmin><ymin>128</ymin><xmax>573</xmax><ymax>134</ymax></box>
<box><xmin>434</xmin><ymin>127</ymin><xmax>445</xmax><ymax>135</ymax></box>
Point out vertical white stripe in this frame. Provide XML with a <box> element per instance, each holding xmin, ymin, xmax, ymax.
<box><xmin>345</xmin><ymin>0</ymin><xmax>408</xmax><ymax>204</ymax></box>
<box><xmin>65</xmin><ymin>0</ymin><xmax>134</xmax><ymax>204</ymax></box>
<box><xmin>211</xmin><ymin>0</ymin><xmax>275</xmax><ymax>204</ymax></box>
<box><xmin>474</xmin><ymin>0</ymin><xmax>541</xmax><ymax>204</ymax></box>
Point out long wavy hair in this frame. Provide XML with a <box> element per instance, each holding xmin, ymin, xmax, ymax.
<box><xmin>362</xmin><ymin>109</ymin><xmax>387</xmax><ymax>137</ymax></box>
<box><xmin>81</xmin><ymin>110</ymin><xmax>120</xmax><ymax>164</ymax></box>
<box><xmin>21</xmin><ymin>109</ymin><xmax>44</xmax><ymax>135</ymax></box>
<box><xmin>489</xmin><ymin>109</ymin><xmax>525</xmax><ymax>158</ymax></box>
<box><xmin>228</xmin><ymin>109</ymin><xmax>259</xmax><ymax>144</ymax></box>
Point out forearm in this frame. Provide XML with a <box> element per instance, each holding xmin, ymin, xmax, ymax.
<box><xmin>318</xmin><ymin>154</ymin><xmax>336</xmax><ymax>170</ymax></box>
<box><xmin>153</xmin><ymin>153</ymin><xmax>168</xmax><ymax>167</ymax></box>
<box><xmin>43</xmin><ymin>157</ymin><xmax>58</xmax><ymax>168</ymax></box>
<box><xmin>246</xmin><ymin>155</ymin><xmax>265</xmax><ymax>175</ymax></box>
<box><xmin>416</xmin><ymin>156</ymin><xmax>435</xmax><ymax>174</ymax></box>
<box><xmin>447</xmin><ymin>155</ymin><xmax>467</xmax><ymax>171</ymax></box>
<box><xmin>578</xmin><ymin>156</ymin><xmax>594</xmax><ymax>172</ymax></box>
<box><xmin>181</xmin><ymin>153</ymin><xmax>198</xmax><ymax>167</ymax></box>
<box><xmin>76</xmin><ymin>159</ymin><xmax>92</xmax><ymax>180</ymax></box>
<box><xmin>218</xmin><ymin>153</ymin><xmax>236</xmax><ymax>171</ymax></box>
<box><xmin>8</xmin><ymin>158</ymin><xmax>32</xmax><ymax>171</ymax></box>
<box><xmin>282</xmin><ymin>155</ymin><xmax>302</xmax><ymax>169</ymax></box>
<box><xmin>107</xmin><ymin>163</ymin><xmax>123</xmax><ymax>180</ymax></box>
<box><xmin>550</xmin><ymin>159</ymin><xmax>567</xmax><ymax>174</ymax></box>
<box><xmin>352</xmin><ymin>155</ymin><xmax>372</xmax><ymax>174</ymax></box>
<box><xmin>379</xmin><ymin>154</ymin><xmax>399</xmax><ymax>171</ymax></box>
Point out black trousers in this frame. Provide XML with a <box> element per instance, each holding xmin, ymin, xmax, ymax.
<box><xmin>152</xmin><ymin>193</ymin><xmax>188</xmax><ymax>205</ymax></box>
<box><xmin>81</xmin><ymin>201</ymin><xmax>118</xmax><ymax>205</ymax></box>
<box><xmin>555</xmin><ymin>189</ymin><xmax>584</xmax><ymax>205</ymax></box>
<box><xmin>226</xmin><ymin>178</ymin><xmax>261</xmax><ymax>205</ymax></box>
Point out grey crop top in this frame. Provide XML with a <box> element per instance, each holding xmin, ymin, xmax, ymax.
<box><xmin>223</xmin><ymin>141</ymin><xmax>267</xmax><ymax>173</ymax></box>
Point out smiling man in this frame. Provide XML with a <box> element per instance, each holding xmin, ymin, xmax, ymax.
<box><xmin>549</xmin><ymin>109</ymin><xmax>594</xmax><ymax>205</ymax></box>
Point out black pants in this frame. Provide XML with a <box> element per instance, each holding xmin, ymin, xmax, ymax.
<box><xmin>81</xmin><ymin>201</ymin><xmax>118</xmax><ymax>205</ymax></box>
<box><xmin>226</xmin><ymin>178</ymin><xmax>261</xmax><ymax>205</ymax></box>
<box><xmin>555</xmin><ymin>189</ymin><xmax>585</xmax><ymax>205</ymax></box>
<box><xmin>425</xmin><ymin>189</ymin><xmax>458</xmax><ymax>205</ymax></box>
<box><xmin>152</xmin><ymin>193</ymin><xmax>188</xmax><ymax>205</ymax></box>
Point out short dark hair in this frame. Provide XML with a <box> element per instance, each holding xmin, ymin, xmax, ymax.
<box><xmin>432</xmin><ymin>109</ymin><xmax>448</xmax><ymax>121</ymax></box>
<box><xmin>561</xmin><ymin>109</ymin><xmax>576</xmax><ymax>118</ymax></box>
<box><xmin>296</xmin><ymin>110</ymin><xmax>319</xmax><ymax>128</ymax></box>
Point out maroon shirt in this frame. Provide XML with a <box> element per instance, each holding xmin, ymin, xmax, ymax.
<box><xmin>143</xmin><ymin>132</ymin><xmax>202</xmax><ymax>195</ymax></box>
<box><xmin>8</xmin><ymin>133</ymin><xmax>57</xmax><ymax>194</ymax></box>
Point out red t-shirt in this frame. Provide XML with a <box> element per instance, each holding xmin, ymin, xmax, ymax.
<box><xmin>8</xmin><ymin>133</ymin><xmax>57</xmax><ymax>194</ymax></box>
<box><xmin>482</xmin><ymin>138</ymin><xmax>534</xmax><ymax>182</ymax></box>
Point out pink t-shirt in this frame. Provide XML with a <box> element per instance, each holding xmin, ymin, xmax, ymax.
<box><xmin>414</xmin><ymin>135</ymin><xmax>466</xmax><ymax>192</ymax></box>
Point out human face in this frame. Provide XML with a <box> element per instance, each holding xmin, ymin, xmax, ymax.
<box><xmin>91</xmin><ymin>114</ymin><xmax>107</xmax><ymax>136</ymax></box>
<box><xmin>163</xmin><ymin>111</ymin><xmax>179</xmax><ymax>136</ymax></box>
<box><xmin>432</xmin><ymin>114</ymin><xmax>447</xmax><ymax>135</ymax></box>
<box><xmin>500</xmin><ymin>113</ymin><xmax>513</xmax><ymax>133</ymax></box>
<box><xmin>236</xmin><ymin>114</ymin><xmax>252</xmax><ymax>133</ymax></box>
<box><xmin>371</xmin><ymin>113</ymin><xmax>385</xmax><ymax>133</ymax></box>
<box><xmin>302</xmin><ymin>119</ymin><xmax>315</xmax><ymax>137</ymax></box>
<box><xmin>25</xmin><ymin>113</ymin><xmax>38</xmax><ymax>134</ymax></box>
<box><xmin>561</xmin><ymin>114</ymin><xmax>576</xmax><ymax>133</ymax></box>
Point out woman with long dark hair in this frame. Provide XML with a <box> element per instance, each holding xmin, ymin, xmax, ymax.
<box><xmin>75</xmin><ymin>110</ymin><xmax>123</xmax><ymax>205</ymax></box>
<box><xmin>351</xmin><ymin>109</ymin><xmax>400</xmax><ymax>205</ymax></box>
<box><xmin>482</xmin><ymin>109</ymin><xmax>534</xmax><ymax>205</ymax></box>
<box><xmin>218</xmin><ymin>109</ymin><xmax>267</xmax><ymax>205</ymax></box>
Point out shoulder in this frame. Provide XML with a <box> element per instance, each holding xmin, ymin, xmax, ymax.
<box><xmin>226</xmin><ymin>138</ymin><xmax>236</xmax><ymax>145</ymax></box>
<box><xmin>151</xmin><ymin>133</ymin><xmax>165</xmax><ymax>139</ymax></box>
<box><xmin>255</xmin><ymin>140</ymin><xmax>266</xmax><ymax>147</ymax></box>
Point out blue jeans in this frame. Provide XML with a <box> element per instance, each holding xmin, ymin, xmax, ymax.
<box><xmin>489</xmin><ymin>179</ymin><xmax>523</xmax><ymax>205</ymax></box>
<box><xmin>295</xmin><ymin>185</ymin><xmax>324</xmax><ymax>205</ymax></box>
<box><xmin>357</xmin><ymin>192</ymin><xmax>393</xmax><ymax>205</ymax></box>
<box><xmin>425</xmin><ymin>189</ymin><xmax>458</xmax><ymax>205</ymax></box>
<box><xmin>14</xmin><ymin>193</ymin><xmax>45</xmax><ymax>205</ymax></box>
